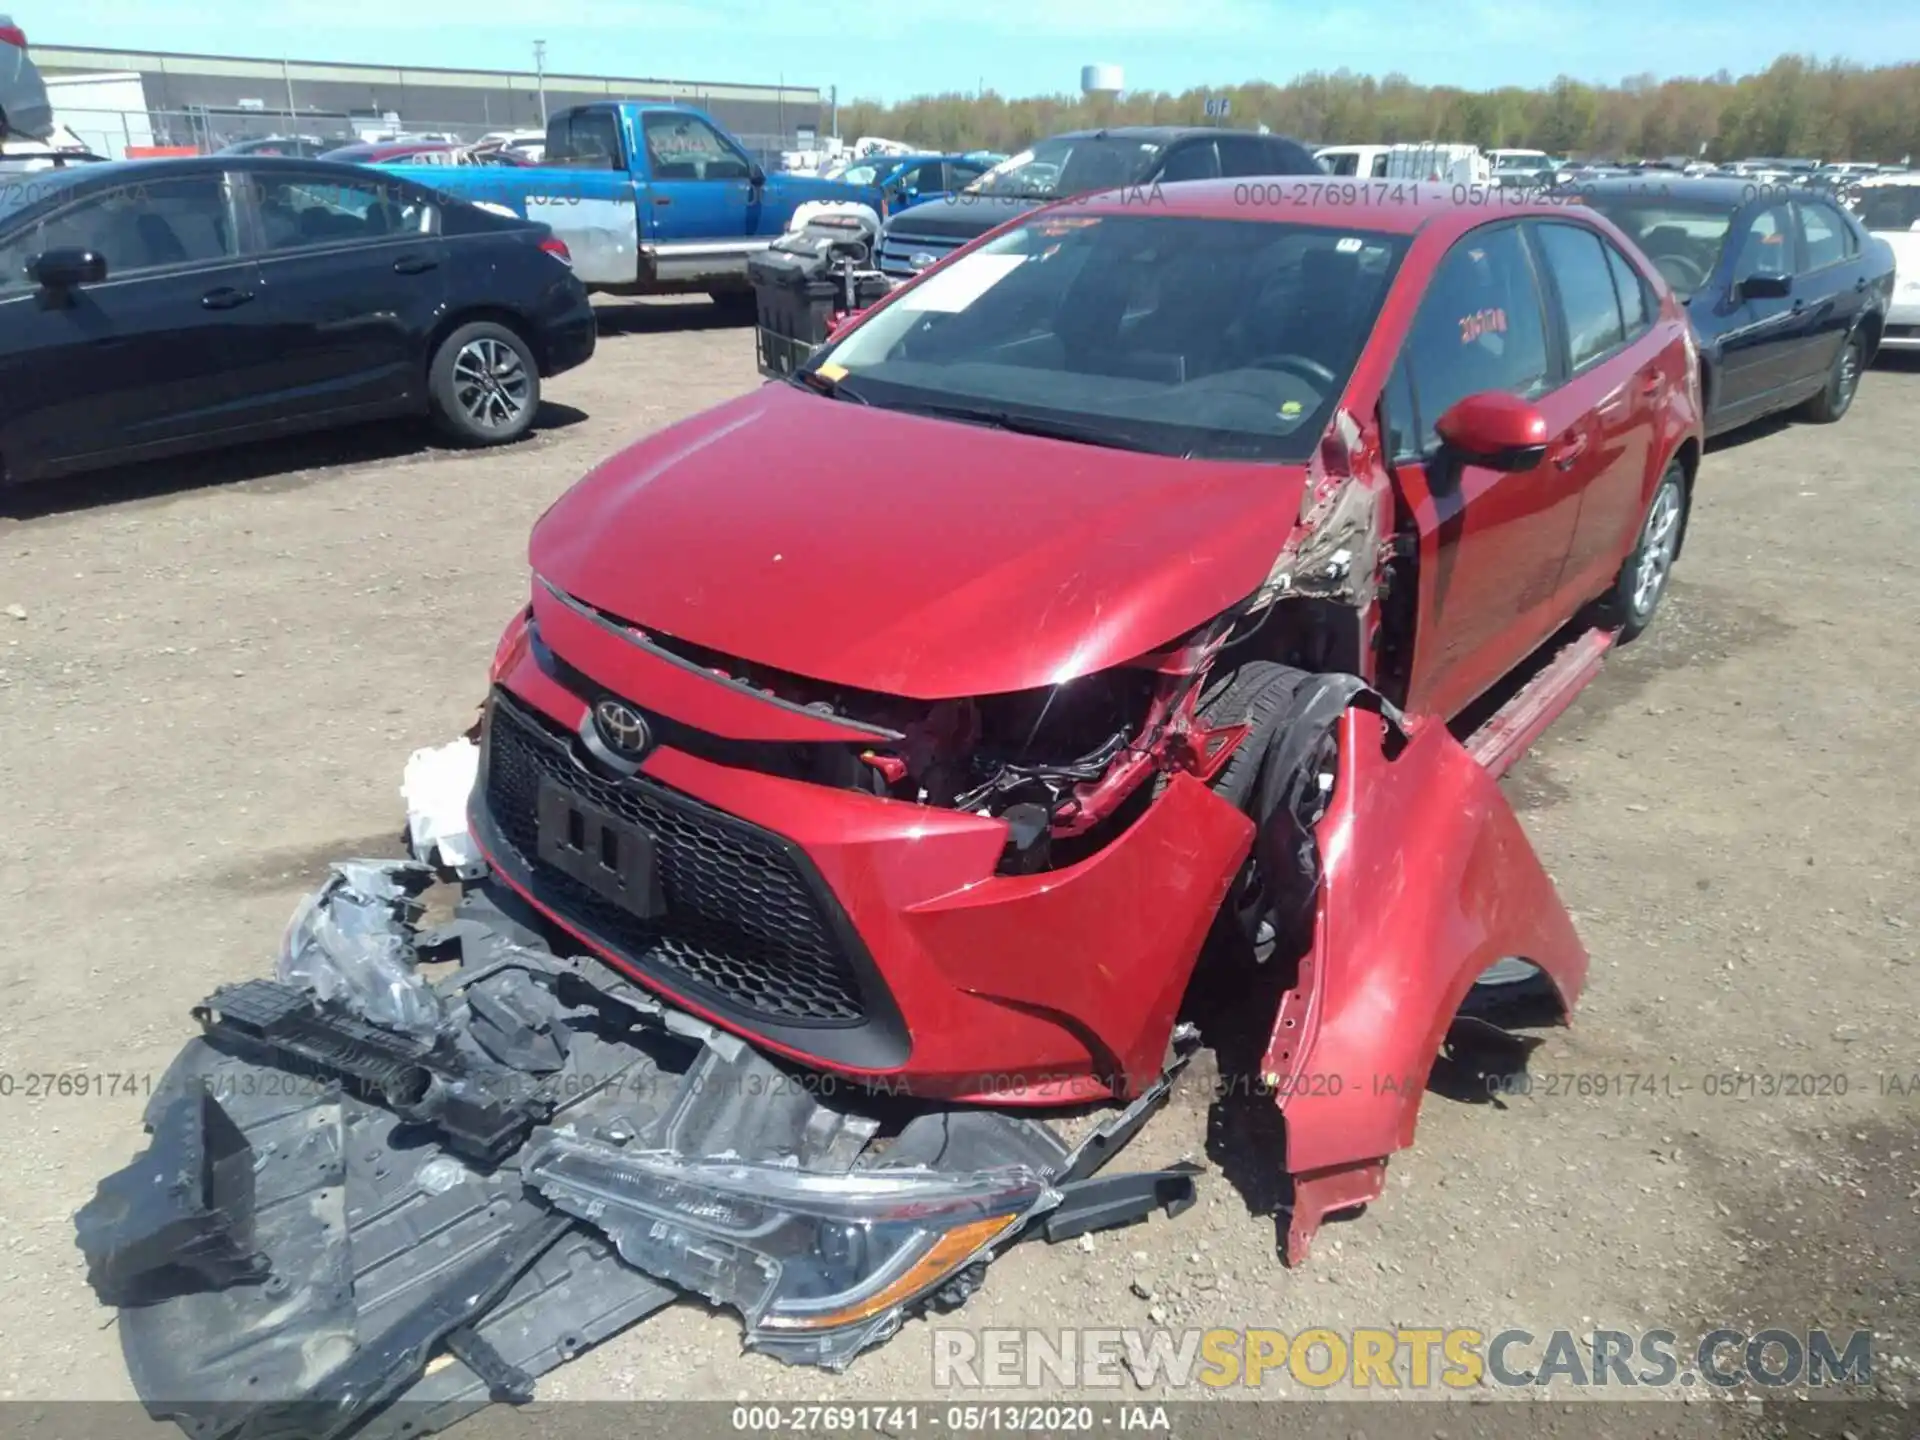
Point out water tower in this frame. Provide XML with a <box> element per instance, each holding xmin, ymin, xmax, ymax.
<box><xmin>1081</xmin><ymin>63</ymin><xmax>1123</xmax><ymax>123</ymax></box>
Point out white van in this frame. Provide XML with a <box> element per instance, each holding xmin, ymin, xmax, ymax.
<box><xmin>1314</xmin><ymin>142</ymin><xmax>1490</xmax><ymax>184</ymax></box>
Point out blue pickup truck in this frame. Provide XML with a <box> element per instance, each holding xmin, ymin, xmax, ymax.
<box><xmin>385</xmin><ymin>102</ymin><xmax>884</xmax><ymax>299</ymax></box>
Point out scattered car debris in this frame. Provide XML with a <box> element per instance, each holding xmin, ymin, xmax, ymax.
<box><xmin>402</xmin><ymin>739</ymin><xmax>488</xmax><ymax>879</ymax></box>
<box><xmin>76</xmin><ymin>860</ymin><xmax>1193</xmax><ymax>1438</ymax></box>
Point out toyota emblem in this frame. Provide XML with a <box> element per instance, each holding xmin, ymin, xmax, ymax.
<box><xmin>593</xmin><ymin>698</ymin><xmax>652</xmax><ymax>757</ymax></box>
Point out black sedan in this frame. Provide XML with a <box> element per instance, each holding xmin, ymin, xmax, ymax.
<box><xmin>0</xmin><ymin>156</ymin><xmax>596</xmax><ymax>486</ymax></box>
<box><xmin>1574</xmin><ymin>176</ymin><xmax>1895</xmax><ymax>437</ymax></box>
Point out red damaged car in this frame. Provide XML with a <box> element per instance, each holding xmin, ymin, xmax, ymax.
<box><xmin>479</xmin><ymin>185</ymin><xmax>1703</xmax><ymax>1261</ymax></box>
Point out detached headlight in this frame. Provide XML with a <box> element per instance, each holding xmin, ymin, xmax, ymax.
<box><xmin>276</xmin><ymin>860</ymin><xmax>444</xmax><ymax>1040</ymax></box>
<box><xmin>523</xmin><ymin>1133</ymin><xmax>1054</xmax><ymax>1366</ymax></box>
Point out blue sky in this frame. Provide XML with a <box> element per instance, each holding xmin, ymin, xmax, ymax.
<box><xmin>37</xmin><ymin>0</ymin><xmax>1920</xmax><ymax>102</ymax></box>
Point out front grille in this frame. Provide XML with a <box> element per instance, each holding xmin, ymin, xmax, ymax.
<box><xmin>481</xmin><ymin>690</ymin><xmax>870</xmax><ymax>1026</ymax></box>
<box><xmin>876</xmin><ymin>228</ymin><xmax>962</xmax><ymax>279</ymax></box>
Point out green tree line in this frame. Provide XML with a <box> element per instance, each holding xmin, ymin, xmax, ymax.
<box><xmin>837</xmin><ymin>56</ymin><xmax>1920</xmax><ymax>164</ymax></box>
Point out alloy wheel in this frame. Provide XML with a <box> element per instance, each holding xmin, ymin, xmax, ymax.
<box><xmin>1633</xmin><ymin>481</ymin><xmax>1683</xmax><ymax>618</ymax></box>
<box><xmin>452</xmin><ymin>337</ymin><xmax>532</xmax><ymax>431</ymax></box>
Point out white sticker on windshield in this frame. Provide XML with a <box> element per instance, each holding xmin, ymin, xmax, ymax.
<box><xmin>1337</xmin><ymin>237</ymin><xmax>1363</xmax><ymax>252</ymax></box>
<box><xmin>892</xmin><ymin>252</ymin><xmax>1028</xmax><ymax>312</ymax></box>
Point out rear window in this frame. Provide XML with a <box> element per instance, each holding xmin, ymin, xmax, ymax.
<box><xmin>814</xmin><ymin>213</ymin><xmax>1408</xmax><ymax>462</ymax></box>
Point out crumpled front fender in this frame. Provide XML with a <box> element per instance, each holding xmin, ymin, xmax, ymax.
<box><xmin>1262</xmin><ymin>707</ymin><xmax>1589</xmax><ymax>1263</ymax></box>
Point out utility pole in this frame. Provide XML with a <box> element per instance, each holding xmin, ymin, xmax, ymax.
<box><xmin>282</xmin><ymin>57</ymin><xmax>296</xmax><ymax>128</ymax></box>
<box><xmin>533</xmin><ymin>40</ymin><xmax>548</xmax><ymax>126</ymax></box>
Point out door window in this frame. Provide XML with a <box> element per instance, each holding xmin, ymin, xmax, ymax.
<box><xmin>1320</xmin><ymin>151</ymin><xmax>1358</xmax><ymax>176</ymax></box>
<box><xmin>1731</xmin><ymin>204</ymin><xmax>1794</xmax><ymax>284</ymax></box>
<box><xmin>247</xmin><ymin>174</ymin><xmax>435</xmax><ymax>252</ymax></box>
<box><xmin>1796</xmin><ymin>201</ymin><xmax>1846</xmax><ymax>269</ymax></box>
<box><xmin>900</xmin><ymin>160</ymin><xmax>947</xmax><ymax>195</ymax></box>
<box><xmin>1535</xmin><ymin>221</ymin><xmax>1626</xmax><ymax>371</ymax></box>
<box><xmin>1399</xmin><ymin>224</ymin><xmax>1551</xmax><ymax>449</ymax></box>
<box><xmin>1215</xmin><ymin>134</ymin><xmax>1271</xmax><ymax>177</ymax></box>
<box><xmin>643</xmin><ymin>113</ymin><xmax>752</xmax><ymax>181</ymax></box>
<box><xmin>1160</xmin><ymin>140</ymin><xmax>1221</xmax><ymax>182</ymax></box>
<box><xmin>0</xmin><ymin>175</ymin><xmax>236</xmax><ymax>292</ymax></box>
<box><xmin>547</xmin><ymin>109</ymin><xmax>626</xmax><ymax>171</ymax></box>
<box><xmin>1604</xmin><ymin>239</ymin><xmax>1651</xmax><ymax>340</ymax></box>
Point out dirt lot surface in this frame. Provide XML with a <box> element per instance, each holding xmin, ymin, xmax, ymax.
<box><xmin>1</xmin><ymin>300</ymin><xmax>1914</xmax><ymax>1429</ymax></box>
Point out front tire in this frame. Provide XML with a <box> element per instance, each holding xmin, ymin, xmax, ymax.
<box><xmin>1798</xmin><ymin>331</ymin><xmax>1864</xmax><ymax>424</ymax></box>
<box><xmin>428</xmin><ymin>322</ymin><xmax>541</xmax><ymax>447</ymax></box>
<box><xmin>1606</xmin><ymin>462</ymin><xmax>1687</xmax><ymax>642</ymax></box>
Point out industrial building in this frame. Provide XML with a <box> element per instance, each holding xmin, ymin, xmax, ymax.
<box><xmin>33</xmin><ymin>44</ymin><xmax>827</xmax><ymax>160</ymax></box>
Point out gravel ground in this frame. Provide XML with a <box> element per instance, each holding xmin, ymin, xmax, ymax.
<box><xmin>0</xmin><ymin>301</ymin><xmax>1913</xmax><ymax>1429</ymax></box>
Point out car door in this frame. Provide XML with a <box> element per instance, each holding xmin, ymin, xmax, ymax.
<box><xmin>1791</xmin><ymin>196</ymin><xmax>1865</xmax><ymax>383</ymax></box>
<box><xmin>1530</xmin><ymin>219</ymin><xmax>1662</xmax><ymax>603</ymax></box>
<box><xmin>1709</xmin><ymin>199</ymin><xmax>1802</xmax><ymax>412</ymax></box>
<box><xmin>236</xmin><ymin>166</ymin><xmax>447</xmax><ymax>419</ymax></box>
<box><xmin>0</xmin><ymin>169</ymin><xmax>268</xmax><ymax>478</ymax></box>
<box><xmin>640</xmin><ymin>110</ymin><xmax>763</xmax><ymax>241</ymax></box>
<box><xmin>1380</xmin><ymin>222</ymin><xmax>1583</xmax><ymax>720</ymax></box>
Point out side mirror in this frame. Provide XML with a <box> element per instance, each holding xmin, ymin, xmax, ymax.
<box><xmin>30</xmin><ymin>248</ymin><xmax>108</xmax><ymax>293</ymax></box>
<box><xmin>748</xmin><ymin>162</ymin><xmax>767</xmax><ymax>187</ymax></box>
<box><xmin>1736</xmin><ymin>271</ymin><xmax>1792</xmax><ymax>301</ymax></box>
<box><xmin>1433</xmin><ymin>391</ymin><xmax>1549</xmax><ymax>472</ymax></box>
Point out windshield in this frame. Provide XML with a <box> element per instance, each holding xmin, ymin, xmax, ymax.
<box><xmin>839</xmin><ymin>162</ymin><xmax>883</xmax><ymax>186</ymax></box>
<box><xmin>1576</xmin><ymin>196</ymin><xmax>1736</xmax><ymax>298</ymax></box>
<box><xmin>1852</xmin><ymin>184</ymin><xmax>1920</xmax><ymax>232</ymax></box>
<box><xmin>964</xmin><ymin>135</ymin><xmax>1165</xmax><ymax>200</ymax></box>
<box><xmin>804</xmin><ymin>213</ymin><xmax>1407</xmax><ymax>462</ymax></box>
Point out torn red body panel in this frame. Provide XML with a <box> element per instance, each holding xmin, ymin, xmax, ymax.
<box><xmin>1262</xmin><ymin>707</ymin><xmax>1590</xmax><ymax>1263</ymax></box>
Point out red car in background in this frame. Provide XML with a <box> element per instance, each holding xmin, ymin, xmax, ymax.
<box><xmin>477</xmin><ymin>183</ymin><xmax>1704</xmax><ymax>1259</ymax></box>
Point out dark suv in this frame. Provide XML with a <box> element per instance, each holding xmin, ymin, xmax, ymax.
<box><xmin>874</xmin><ymin>126</ymin><xmax>1324</xmax><ymax>282</ymax></box>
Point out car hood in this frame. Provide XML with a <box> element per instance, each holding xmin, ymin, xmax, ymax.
<box><xmin>882</xmin><ymin>196</ymin><xmax>1046</xmax><ymax>241</ymax></box>
<box><xmin>528</xmin><ymin>384</ymin><xmax>1309</xmax><ymax>699</ymax></box>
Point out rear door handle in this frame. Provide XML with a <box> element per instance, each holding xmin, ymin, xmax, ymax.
<box><xmin>201</xmin><ymin>287</ymin><xmax>255</xmax><ymax>310</ymax></box>
<box><xmin>392</xmin><ymin>255</ymin><xmax>439</xmax><ymax>275</ymax></box>
<box><xmin>1550</xmin><ymin>433</ymin><xmax>1589</xmax><ymax>471</ymax></box>
<box><xmin>653</xmin><ymin>196</ymin><xmax>673</xmax><ymax>206</ymax></box>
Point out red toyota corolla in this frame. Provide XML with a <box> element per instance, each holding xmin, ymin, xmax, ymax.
<box><xmin>477</xmin><ymin>182</ymin><xmax>1703</xmax><ymax>1257</ymax></box>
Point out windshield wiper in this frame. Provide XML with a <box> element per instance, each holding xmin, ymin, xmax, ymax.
<box><xmin>789</xmin><ymin>369</ymin><xmax>869</xmax><ymax>405</ymax></box>
<box><xmin>898</xmin><ymin>401</ymin><xmax>1169</xmax><ymax>454</ymax></box>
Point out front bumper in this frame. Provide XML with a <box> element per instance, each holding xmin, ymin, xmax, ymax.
<box><xmin>485</xmin><ymin>638</ymin><xmax>1254</xmax><ymax>1102</ymax></box>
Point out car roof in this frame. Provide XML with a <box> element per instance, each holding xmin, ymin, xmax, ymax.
<box><xmin>1856</xmin><ymin>169</ymin><xmax>1920</xmax><ymax>186</ymax></box>
<box><xmin>1046</xmin><ymin>126</ymin><xmax>1263</xmax><ymax>144</ymax></box>
<box><xmin>14</xmin><ymin>154</ymin><xmax>462</xmax><ymax>193</ymax></box>
<box><xmin>1063</xmin><ymin>179</ymin><xmax>1618</xmax><ymax>239</ymax></box>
